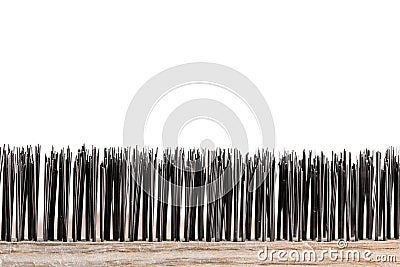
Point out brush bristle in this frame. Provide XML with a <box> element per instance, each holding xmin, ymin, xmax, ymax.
<box><xmin>0</xmin><ymin>145</ymin><xmax>399</xmax><ymax>242</ymax></box>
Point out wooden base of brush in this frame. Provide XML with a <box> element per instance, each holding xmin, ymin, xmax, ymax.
<box><xmin>0</xmin><ymin>241</ymin><xmax>399</xmax><ymax>266</ymax></box>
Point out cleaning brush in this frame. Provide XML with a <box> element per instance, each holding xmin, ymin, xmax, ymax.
<box><xmin>0</xmin><ymin>145</ymin><xmax>399</xmax><ymax>243</ymax></box>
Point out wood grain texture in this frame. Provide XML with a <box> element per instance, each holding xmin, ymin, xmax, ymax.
<box><xmin>0</xmin><ymin>241</ymin><xmax>399</xmax><ymax>266</ymax></box>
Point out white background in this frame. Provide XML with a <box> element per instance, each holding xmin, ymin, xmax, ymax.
<box><xmin>1</xmin><ymin>1</ymin><xmax>400</xmax><ymax>153</ymax></box>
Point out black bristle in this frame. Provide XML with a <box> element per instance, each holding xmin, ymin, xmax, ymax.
<box><xmin>2</xmin><ymin>145</ymin><xmax>400</xmax><ymax>242</ymax></box>
<box><xmin>57</xmin><ymin>147</ymin><xmax>71</xmax><ymax>241</ymax></box>
<box><xmin>2</xmin><ymin>146</ymin><xmax>15</xmax><ymax>241</ymax></box>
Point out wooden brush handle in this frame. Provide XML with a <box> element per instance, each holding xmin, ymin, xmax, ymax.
<box><xmin>0</xmin><ymin>241</ymin><xmax>399</xmax><ymax>266</ymax></box>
